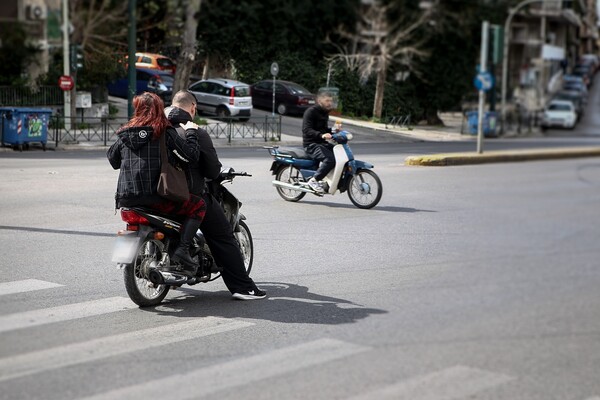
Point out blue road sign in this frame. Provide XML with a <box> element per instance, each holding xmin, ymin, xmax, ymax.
<box><xmin>474</xmin><ymin>72</ymin><xmax>494</xmax><ymax>91</ymax></box>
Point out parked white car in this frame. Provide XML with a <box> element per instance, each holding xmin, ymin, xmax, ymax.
<box><xmin>540</xmin><ymin>100</ymin><xmax>577</xmax><ymax>130</ymax></box>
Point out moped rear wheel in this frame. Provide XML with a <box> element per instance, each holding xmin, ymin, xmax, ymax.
<box><xmin>275</xmin><ymin>165</ymin><xmax>306</xmax><ymax>202</ymax></box>
<box><xmin>348</xmin><ymin>169</ymin><xmax>382</xmax><ymax>209</ymax></box>
<box><xmin>123</xmin><ymin>239</ymin><xmax>170</xmax><ymax>307</ymax></box>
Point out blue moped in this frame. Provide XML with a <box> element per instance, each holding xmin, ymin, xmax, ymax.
<box><xmin>265</xmin><ymin>131</ymin><xmax>382</xmax><ymax>209</ymax></box>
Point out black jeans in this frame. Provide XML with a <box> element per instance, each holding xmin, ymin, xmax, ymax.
<box><xmin>305</xmin><ymin>143</ymin><xmax>335</xmax><ymax>181</ymax></box>
<box><xmin>200</xmin><ymin>192</ymin><xmax>257</xmax><ymax>294</ymax></box>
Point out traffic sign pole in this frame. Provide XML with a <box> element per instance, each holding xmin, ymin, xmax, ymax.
<box><xmin>61</xmin><ymin>0</ymin><xmax>71</xmax><ymax>131</ymax></box>
<box><xmin>477</xmin><ymin>21</ymin><xmax>489</xmax><ymax>154</ymax></box>
<box><xmin>271</xmin><ymin>62</ymin><xmax>279</xmax><ymax>117</ymax></box>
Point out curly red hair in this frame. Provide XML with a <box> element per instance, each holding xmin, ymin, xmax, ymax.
<box><xmin>121</xmin><ymin>92</ymin><xmax>169</xmax><ymax>139</ymax></box>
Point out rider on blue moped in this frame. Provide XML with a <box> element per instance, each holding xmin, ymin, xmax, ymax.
<box><xmin>302</xmin><ymin>91</ymin><xmax>337</xmax><ymax>193</ymax></box>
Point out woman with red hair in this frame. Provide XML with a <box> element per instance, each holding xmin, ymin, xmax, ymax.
<box><xmin>107</xmin><ymin>92</ymin><xmax>205</xmax><ymax>271</ymax></box>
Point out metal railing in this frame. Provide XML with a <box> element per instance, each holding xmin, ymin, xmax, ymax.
<box><xmin>0</xmin><ymin>86</ymin><xmax>63</xmax><ymax>107</ymax></box>
<box><xmin>48</xmin><ymin>115</ymin><xmax>282</xmax><ymax>147</ymax></box>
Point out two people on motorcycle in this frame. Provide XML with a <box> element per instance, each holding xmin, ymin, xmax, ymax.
<box><xmin>302</xmin><ymin>91</ymin><xmax>338</xmax><ymax>193</ymax></box>
<box><xmin>108</xmin><ymin>91</ymin><xmax>265</xmax><ymax>300</ymax></box>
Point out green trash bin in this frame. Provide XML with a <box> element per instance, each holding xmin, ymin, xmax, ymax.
<box><xmin>0</xmin><ymin>107</ymin><xmax>52</xmax><ymax>151</ymax></box>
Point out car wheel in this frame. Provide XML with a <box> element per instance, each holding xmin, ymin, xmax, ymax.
<box><xmin>277</xmin><ymin>103</ymin><xmax>287</xmax><ymax>115</ymax></box>
<box><xmin>216</xmin><ymin>106</ymin><xmax>231</xmax><ymax>119</ymax></box>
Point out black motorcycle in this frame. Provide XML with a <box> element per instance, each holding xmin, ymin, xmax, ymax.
<box><xmin>111</xmin><ymin>167</ymin><xmax>253</xmax><ymax>307</ymax></box>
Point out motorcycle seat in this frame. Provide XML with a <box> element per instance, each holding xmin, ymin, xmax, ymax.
<box><xmin>277</xmin><ymin>147</ymin><xmax>309</xmax><ymax>159</ymax></box>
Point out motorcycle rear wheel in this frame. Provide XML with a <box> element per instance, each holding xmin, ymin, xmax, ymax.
<box><xmin>276</xmin><ymin>165</ymin><xmax>306</xmax><ymax>202</ymax></box>
<box><xmin>123</xmin><ymin>239</ymin><xmax>170</xmax><ymax>307</ymax></box>
<box><xmin>348</xmin><ymin>169</ymin><xmax>383</xmax><ymax>209</ymax></box>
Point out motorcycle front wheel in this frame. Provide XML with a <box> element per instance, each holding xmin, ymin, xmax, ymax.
<box><xmin>275</xmin><ymin>165</ymin><xmax>306</xmax><ymax>202</ymax></box>
<box><xmin>123</xmin><ymin>239</ymin><xmax>170</xmax><ymax>307</ymax></box>
<box><xmin>235</xmin><ymin>220</ymin><xmax>253</xmax><ymax>275</ymax></box>
<box><xmin>348</xmin><ymin>169</ymin><xmax>383</xmax><ymax>209</ymax></box>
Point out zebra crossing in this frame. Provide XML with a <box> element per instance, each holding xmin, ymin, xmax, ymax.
<box><xmin>0</xmin><ymin>279</ymin><xmax>596</xmax><ymax>400</ymax></box>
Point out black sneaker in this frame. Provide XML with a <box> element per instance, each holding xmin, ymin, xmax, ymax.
<box><xmin>232</xmin><ymin>288</ymin><xmax>267</xmax><ymax>300</ymax></box>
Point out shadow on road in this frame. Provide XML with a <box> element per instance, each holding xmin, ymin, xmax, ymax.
<box><xmin>297</xmin><ymin>201</ymin><xmax>436</xmax><ymax>213</ymax></box>
<box><xmin>144</xmin><ymin>282</ymin><xmax>387</xmax><ymax>325</ymax></box>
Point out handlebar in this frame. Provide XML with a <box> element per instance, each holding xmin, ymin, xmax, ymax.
<box><xmin>220</xmin><ymin>167</ymin><xmax>252</xmax><ymax>178</ymax></box>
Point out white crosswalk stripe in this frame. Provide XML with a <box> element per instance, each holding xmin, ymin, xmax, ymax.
<box><xmin>346</xmin><ymin>365</ymin><xmax>513</xmax><ymax>400</ymax></box>
<box><xmin>80</xmin><ymin>338</ymin><xmax>370</xmax><ymax>400</ymax></box>
<box><xmin>0</xmin><ymin>296</ymin><xmax>136</xmax><ymax>334</ymax></box>
<box><xmin>0</xmin><ymin>317</ymin><xmax>253</xmax><ymax>382</ymax></box>
<box><xmin>0</xmin><ymin>279</ymin><xmax>63</xmax><ymax>296</ymax></box>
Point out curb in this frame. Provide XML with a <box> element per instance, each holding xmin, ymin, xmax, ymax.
<box><xmin>404</xmin><ymin>147</ymin><xmax>600</xmax><ymax>166</ymax></box>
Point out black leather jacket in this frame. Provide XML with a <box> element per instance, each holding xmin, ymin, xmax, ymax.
<box><xmin>165</xmin><ymin>106</ymin><xmax>222</xmax><ymax>195</ymax></box>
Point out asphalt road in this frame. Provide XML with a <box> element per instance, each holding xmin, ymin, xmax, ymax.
<box><xmin>1</xmin><ymin>142</ymin><xmax>599</xmax><ymax>399</ymax></box>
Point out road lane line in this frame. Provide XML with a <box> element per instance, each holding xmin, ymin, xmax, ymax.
<box><xmin>81</xmin><ymin>338</ymin><xmax>370</xmax><ymax>400</ymax></box>
<box><xmin>0</xmin><ymin>279</ymin><xmax>64</xmax><ymax>296</ymax></box>
<box><xmin>0</xmin><ymin>317</ymin><xmax>253</xmax><ymax>382</ymax></box>
<box><xmin>347</xmin><ymin>365</ymin><xmax>513</xmax><ymax>400</ymax></box>
<box><xmin>0</xmin><ymin>297</ymin><xmax>136</xmax><ymax>334</ymax></box>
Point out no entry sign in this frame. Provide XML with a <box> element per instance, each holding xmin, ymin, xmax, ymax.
<box><xmin>58</xmin><ymin>75</ymin><xmax>74</xmax><ymax>91</ymax></box>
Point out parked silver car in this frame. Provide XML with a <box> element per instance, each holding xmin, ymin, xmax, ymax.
<box><xmin>188</xmin><ymin>78</ymin><xmax>252</xmax><ymax>121</ymax></box>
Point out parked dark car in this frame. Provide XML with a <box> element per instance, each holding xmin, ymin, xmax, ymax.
<box><xmin>251</xmin><ymin>80</ymin><xmax>316</xmax><ymax>116</ymax></box>
<box><xmin>107</xmin><ymin>68</ymin><xmax>173</xmax><ymax>104</ymax></box>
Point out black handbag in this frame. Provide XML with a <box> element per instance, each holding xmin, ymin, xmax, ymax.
<box><xmin>157</xmin><ymin>131</ymin><xmax>189</xmax><ymax>203</ymax></box>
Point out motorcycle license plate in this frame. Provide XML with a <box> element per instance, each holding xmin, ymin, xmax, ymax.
<box><xmin>111</xmin><ymin>234</ymin><xmax>141</xmax><ymax>264</ymax></box>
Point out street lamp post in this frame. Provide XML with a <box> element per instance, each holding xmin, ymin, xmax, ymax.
<box><xmin>500</xmin><ymin>0</ymin><xmax>561</xmax><ymax>134</ymax></box>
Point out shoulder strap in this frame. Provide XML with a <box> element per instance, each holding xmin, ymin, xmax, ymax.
<box><xmin>159</xmin><ymin>132</ymin><xmax>168</xmax><ymax>164</ymax></box>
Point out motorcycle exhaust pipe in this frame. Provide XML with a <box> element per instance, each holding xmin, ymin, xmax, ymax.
<box><xmin>271</xmin><ymin>180</ymin><xmax>315</xmax><ymax>193</ymax></box>
<box><xmin>148</xmin><ymin>270</ymin><xmax>188</xmax><ymax>285</ymax></box>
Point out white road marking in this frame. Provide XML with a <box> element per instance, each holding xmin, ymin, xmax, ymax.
<box><xmin>0</xmin><ymin>317</ymin><xmax>253</xmax><ymax>382</ymax></box>
<box><xmin>0</xmin><ymin>279</ymin><xmax>64</xmax><ymax>296</ymax></box>
<box><xmin>0</xmin><ymin>296</ymin><xmax>136</xmax><ymax>334</ymax></box>
<box><xmin>347</xmin><ymin>365</ymin><xmax>513</xmax><ymax>400</ymax></box>
<box><xmin>81</xmin><ymin>338</ymin><xmax>369</xmax><ymax>400</ymax></box>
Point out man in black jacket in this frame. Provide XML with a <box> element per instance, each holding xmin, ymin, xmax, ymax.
<box><xmin>165</xmin><ymin>90</ymin><xmax>266</xmax><ymax>300</ymax></box>
<box><xmin>302</xmin><ymin>92</ymin><xmax>335</xmax><ymax>193</ymax></box>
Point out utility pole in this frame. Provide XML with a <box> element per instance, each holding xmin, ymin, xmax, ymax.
<box><xmin>61</xmin><ymin>0</ymin><xmax>71</xmax><ymax>130</ymax></box>
<box><xmin>477</xmin><ymin>21</ymin><xmax>489</xmax><ymax>154</ymax></box>
<box><xmin>127</xmin><ymin>0</ymin><xmax>136</xmax><ymax>118</ymax></box>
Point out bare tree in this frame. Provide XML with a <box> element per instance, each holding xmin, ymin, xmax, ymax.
<box><xmin>172</xmin><ymin>0</ymin><xmax>202</xmax><ymax>94</ymax></box>
<box><xmin>328</xmin><ymin>1</ymin><xmax>431</xmax><ymax>118</ymax></box>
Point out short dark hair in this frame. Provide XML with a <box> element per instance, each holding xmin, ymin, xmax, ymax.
<box><xmin>172</xmin><ymin>90</ymin><xmax>196</xmax><ymax>108</ymax></box>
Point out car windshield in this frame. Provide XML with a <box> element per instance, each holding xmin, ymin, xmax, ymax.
<box><xmin>286</xmin><ymin>83</ymin><xmax>311</xmax><ymax>95</ymax></box>
<box><xmin>157</xmin><ymin>58</ymin><xmax>175</xmax><ymax>68</ymax></box>
<box><xmin>158</xmin><ymin>75</ymin><xmax>174</xmax><ymax>85</ymax></box>
<box><xmin>234</xmin><ymin>86</ymin><xmax>250</xmax><ymax>97</ymax></box>
<box><xmin>548</xmin><ymin>104</ymin><xmax>571</xmax><ymax>111</ymax></box>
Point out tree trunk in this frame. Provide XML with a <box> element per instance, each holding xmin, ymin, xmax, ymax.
<box><xmin>172</xmin><ymin>0</ymin><xmax>202</xmax><ymax>94</ymax></box>
<box><xmin>372</xmin><ymin>67</ymin><xmax>387</xmax><ymax>119</ymax></box>
<box><xmin>425</xmin><ymin>107</ymin><xmax>443</xmax><ymax>125</ymax></box>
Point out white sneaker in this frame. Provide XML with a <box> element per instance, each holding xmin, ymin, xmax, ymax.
<box><xmin>307</xmin><ymin>177</ymin><xmax>325</xmax><ymax>193</ymax></box>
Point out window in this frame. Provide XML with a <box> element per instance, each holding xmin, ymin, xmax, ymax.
<box><xmin>234</xmin><ymin>86</ymin><xmax>250</xmax><ymax>97</ymax></box>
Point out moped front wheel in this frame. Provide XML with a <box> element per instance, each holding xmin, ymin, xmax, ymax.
<box><xmin>348</xmin><ymin>169</ymin><xmax>382</xmax><ymax>209</ymax></box>
<box><xmin>123</xmin><ymin>239</ymin><xmax>170</xmax><ymax>307</ymax></box>
<box><xmin>275</xmin><ymin>165</ymin><xmax>306</xmax><ymax>202</ymax></box>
